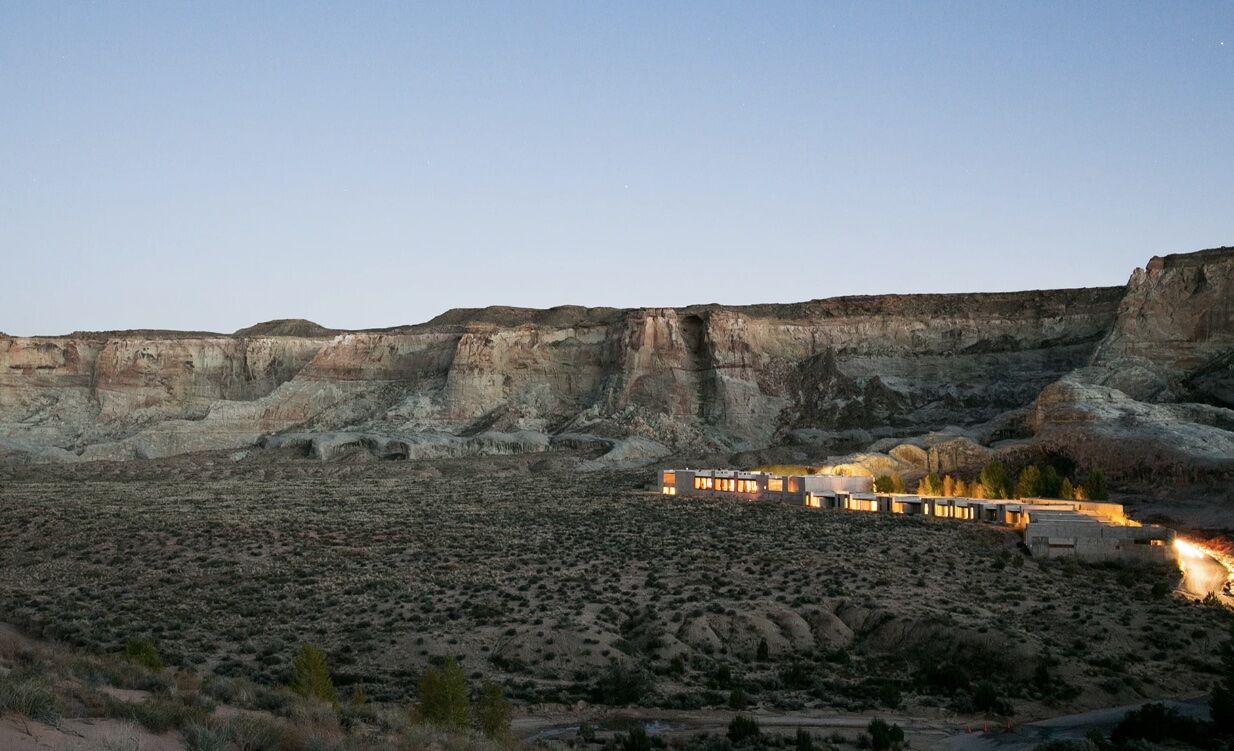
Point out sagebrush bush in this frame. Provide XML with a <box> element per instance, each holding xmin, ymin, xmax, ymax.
<box><xmin>184</xmin><ymin>721</ymin><xmax>229</xmax><ymax>751</ymax></box>
<box><xmin>125</xmin><ymin>638</ymin><xmax>164</xmax><ymax>672</ymax></box>
<box><xmin>0</xmin><ymin>673</ymin><xmax>59</xmax><ymax>723</ymax></box>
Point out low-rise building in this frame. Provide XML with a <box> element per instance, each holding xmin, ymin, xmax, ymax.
<box><xmin>658</xmin><ymin>468</ymin><xmax>871</xmax><ymax>503</ymax></box>
<box><xmin>658</xmin><ymin>468</ymin><xmax>1176</xmax><ymax>564</ymax></box>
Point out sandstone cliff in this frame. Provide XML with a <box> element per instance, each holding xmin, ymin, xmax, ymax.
<box><xmin>2</xmin><ymin>247</ymin><xmax>1232</xmax><ymax>481</ymax></box>
<box><xmin>1028</xmin><ymin>247</ymin><xmax>1234</xmax><ymax>480</ymax></box>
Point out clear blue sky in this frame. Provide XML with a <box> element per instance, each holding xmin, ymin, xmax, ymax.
<box><xmin>2</xmin><ymin>2</ymin><xmax>1231</xmax><ymax>335</ymax></box>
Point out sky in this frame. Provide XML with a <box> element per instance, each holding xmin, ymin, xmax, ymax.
<box><xmin>1</xmin><ymin>2</ymin><xmax>1232</xmax><ymax>336</ymax></box>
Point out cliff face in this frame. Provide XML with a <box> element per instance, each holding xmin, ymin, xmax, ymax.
<box><xmin>2</xmin><ymin>247</ymin><xmax>1231</xmax><ymax>476</ymax></box>
<box><xmin>0</xmin><ymin>287</ymin><xmax>1122</xmax><ymax>462</ymax></box>
<box><xmin>1029</xmin><ymin>247</ymin><xmax>1234</xmax><ymax>479</ymax></box>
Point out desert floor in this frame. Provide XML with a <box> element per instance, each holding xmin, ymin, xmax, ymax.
<box><xmin>1</xmin><ymin>451</ymin><xmax>1231</xmax><ymax>745</ymax></box>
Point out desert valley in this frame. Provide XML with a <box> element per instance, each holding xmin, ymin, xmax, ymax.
<box><xmin>1</xmin><ymin>247</ymin><xmax>1232</xmax><ymax>751</ymax></box>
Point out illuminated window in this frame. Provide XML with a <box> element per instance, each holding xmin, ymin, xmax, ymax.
<box><xmin>768</xmin><ymin>478</ymin><xmax>783</xmax><ymax>492</ymax></box>
<box><xmin>663</xmin><ymin>471</ymin><xmax>675</xmax><ymax>487</ymax></box>
<box><xmin>788</xmin><ymin>477</ymin><xmax>800</xmax><ymax>493</ymax></box>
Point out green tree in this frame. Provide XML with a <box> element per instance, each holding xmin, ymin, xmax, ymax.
<box><xmin>1039</xmin><ymin>465</ymin><xmax>1062</xmax><ymax>498</ymax></box>
<box><xmin>1059</xmin><ymin>478</ymin><xmax>1075</xmax><ymax>500</ymax></box>
<box><xmin>1015</xmin><ymin>465</ymin><xmax>1043</xmax><ymax>499</ymax></box>
<box><xmin>916</xmin><ymin>473</ymin><xmax>943</xmax><ymax>496</ymax></box>
<box><xmin>874</xmin><ymin>474</ymin><xmax>905</xmax><ymax>493</ymax></box>
<box><xmin>415</xmin><ymin>657</ymin><xmax>470</xmax><ymax>729</ymax></box>
<box><xmin>1083</xmin><ymin>470</ymin><xmax>1109</xmax><ymax>501</ymax></box>
<box><xmin>289</xmin><ymin>644</ymin><xmax>337</xmax><ymax>702</ymax></box>
<box><xmin>473</xmin><ymin>680</ymin><xmax>512</xmax><ymax>739</ymax></box>
<box><xmin>124</xmin><ymin>639</ymin><xmax>163</xmax><ymax>672</ymax></box>
<box><xmin>980</xmin><ymin>462</ymin><xmax>1010</xmax><ymax>499</ymax></box>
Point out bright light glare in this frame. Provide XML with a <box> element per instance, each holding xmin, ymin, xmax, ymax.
<box><xmin>1175</xmin><ymin>538</ymin><xmax>1209</xmax><ymax>560</ymax></box>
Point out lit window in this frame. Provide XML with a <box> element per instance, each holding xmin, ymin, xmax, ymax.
<box><xmin>768</xmin><ymin>478</ymin><xmax>783</xmax><ymax>492</ymax></box>
<box><xmin>663</xmin><ymin>471</ymin><xmax>675</xmax><ymax>487</ymax></box>
<box><xmin>788</xmin><ymin>478</ymin><xmax>799</xmax><ymax>493</ymax></box>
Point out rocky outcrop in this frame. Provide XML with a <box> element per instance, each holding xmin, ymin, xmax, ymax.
<box><xmin>1027</xmin><ymin>247</ymin><xmax>1234</xmax><ymax>481</ymax></box>
<box><xmin>2</xmin><ymin>247</ymin><xmax>1231</xmax><ymax>479</ymax></box>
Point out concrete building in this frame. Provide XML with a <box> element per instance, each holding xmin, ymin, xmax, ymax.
<box><xmin>659</xmin><ymin>468</ymin><xmax>1175</xmax><ymax>564</ymax></box>
<box><xmin>658</xmin><ymin>468</ymin><xmax>871</xmax><ymax>503</ymax></box>
<box><xmin>1022</xmin><ymin>508</ymin><xmax>1174</xmax><ymax>563</ymax></box>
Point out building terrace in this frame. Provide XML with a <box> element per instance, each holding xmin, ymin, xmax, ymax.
<box><xmin>659</xmin><ymin>468</ymin><xmax>1176</xmax><ymax>564</ymax></box>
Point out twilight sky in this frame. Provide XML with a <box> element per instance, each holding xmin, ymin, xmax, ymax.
<box><xmin>1</xmin><ymin>2</ymin><xmax>1231</xmax><ymax>336</ymax></box>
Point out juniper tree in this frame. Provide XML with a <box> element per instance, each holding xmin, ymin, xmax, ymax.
<box><xmin>289</xmin><ymin>644</ymin><xmax>337</xmax><ymax>702</ymax></box>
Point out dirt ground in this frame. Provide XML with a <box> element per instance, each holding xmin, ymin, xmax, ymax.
<box><xmin>0</xmin><ymin>452</ymin><xmax>1231</xmax><ymax>729</ymax></box>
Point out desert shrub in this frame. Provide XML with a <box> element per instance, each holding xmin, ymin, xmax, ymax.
<box><xmin>727</xmin><ymin>714</ymin><xmax>760</xmax><ymax>743</ymax></box>
<box><xmin>668</xmin><ymin>655</ymin><xmax>686</xmax><ymax>675</ymax></box>
<box><xmin>780</xmin><ymin>662</ymin><xmax>811</xmax><ymax>690</ymax></box>
<box><xmin>866</xmin><ymin>718</ymin><xmax>904</xmax><ymax>750</ymax></box>
<box><xmin>473</xmin><ymin>680</ymin><xmax>511</xmax><ymax>739</ymax></box>
<box><xmin>1110</xmin><ymin>702</ymin><xmax>1210</xmax><ymax>746</ymax></box>
<box><xmin>972</xmin><ymin>681</ymin><xmax>1012</xmax><ymax>715</ymax></box>
<box><xmin>916</xmin><ymin>660</ymin><xmax>970</xmax><ymax>693</ymax></box>
<box><xmin>184</xmin><ymin>720</ymin><xmax>229</xmax><ymax>751</ymax></box>
<box><xmin>620</xmin><ymin>726</ymin><xmax>653</xmax><ymax>751</ymax></box>
<box><xmin>105</xmin><ymin>695</ymin><xmax>205</xmax><ymax>734</ymax></box>
<box><xmin>289</xmin><ymin>643</ymin><xmax>337</xmax><ymax>703</ymax></box>
<box><xmin>578</xmin><ymin>721</ymin><xmax>596</xmax><ymax>742</ymax></box>
<box><xmin>223</xmin><ymin>714</ymin><xmax>290</xmax><ymax>751</ymax></box>
<box><xmin>592</xmin><ymin>660</ymin><xmax>654</xmax><ymax>705</ymax></box>
<box><xmin>415</xmin><ymin>656</ymin><xmax>470</xmax><ymax>729</ymax></box>
<box><xmin>794</xmin><ymin>728</ymin><xmax>814</xmax><ymax>751</ymax></box>
<box><xmin>728</xmin><ymin>687</ymin><xmax>750</xmax><ymax>709</ymax></box>
<box><xmin>878</xmin><ymin>683</ymin><xmax>902</xmax><ymax>709</ymax></box>
<box><xmin>0</xmin><ymin>673</ymin><xmax>59</xmax><ymax>723</ymax></box>
<box><xmin>125</xmin><ymin>638</ymin><xmax>164</xmax><ymax>672</ymax></box>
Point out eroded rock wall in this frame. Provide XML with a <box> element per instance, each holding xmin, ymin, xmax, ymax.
<box><xmin>0</xmin><ymin>281</ymin><xmax>1124</xmax><ymax>462</ymax></box>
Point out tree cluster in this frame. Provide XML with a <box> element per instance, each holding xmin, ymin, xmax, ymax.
<box><xmin>910</xmin><ymin>462</ymin><xmax>1109</xmax><ymax>501</ymax></box>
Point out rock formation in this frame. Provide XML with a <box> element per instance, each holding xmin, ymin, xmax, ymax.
<box><xmin>2</xmin><ymin>248</ymin><xmax>1232</xmax><ymax>484</ymax></box>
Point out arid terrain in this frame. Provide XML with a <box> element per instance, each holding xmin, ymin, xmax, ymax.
<box><xmin>1</xmin><ymin>245</ymin><xmax>1232</xmax><ymax>749</ymax></box>
<box><xmin>2</xmin><ymin>452</ymin><xmax>1230</xmax><ymax>749</ymax></box>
